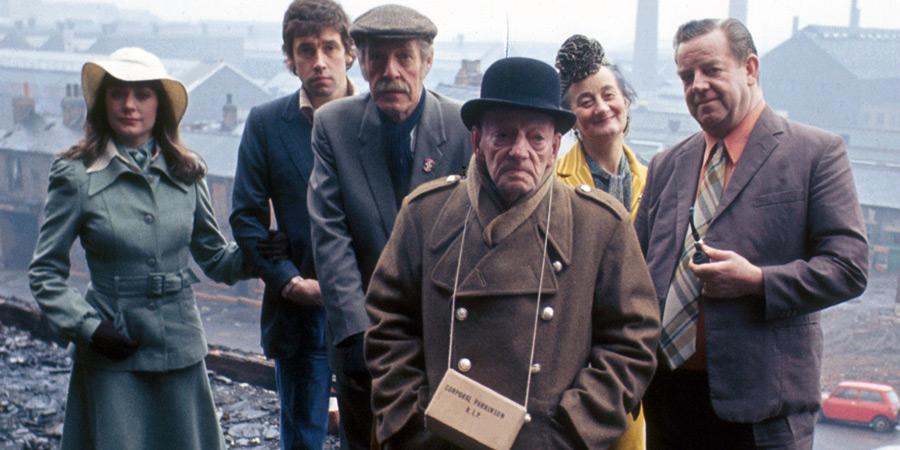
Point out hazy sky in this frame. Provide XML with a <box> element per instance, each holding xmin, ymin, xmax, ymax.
<box><xmin>65</xmin><ymin>0</ymin><xmax>900</xmax><ymax>53</ymax></box>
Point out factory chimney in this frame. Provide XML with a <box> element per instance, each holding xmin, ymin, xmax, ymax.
<box><xmin>632</xmin><ymin>0</ymin><xmax>658</xmax><ymax>93</ymax></box>
<box><xmin>729</xmin><ymin>0</ymin><xmax>748</xmax><ymax>24</ymax></box>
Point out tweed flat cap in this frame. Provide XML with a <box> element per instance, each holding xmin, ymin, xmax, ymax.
<box><xmin>350</xmin><ymin>4</ymin><xmax>437</xmax><ymax>42</ymax></box>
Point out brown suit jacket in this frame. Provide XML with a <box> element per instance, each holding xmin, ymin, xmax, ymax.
<box><xmin>634</xmin><ymin>107</ymin><xmax>869</xmax><ymax>426</ymax></box>
<box><xmin>365</xmin><ymin>164</ymin><xmax>660</xmax><ymax>449</ymax></box>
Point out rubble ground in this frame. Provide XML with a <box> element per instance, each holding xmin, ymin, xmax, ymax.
<box><xmin>1</xmin><ymin>273</ymin><xmax>898</xmax><ymax>449</ymax></box>
<box><xmin>0</xmin><ymin>324</ymin><xmax>339</xmax><ymax>450</ymax></box>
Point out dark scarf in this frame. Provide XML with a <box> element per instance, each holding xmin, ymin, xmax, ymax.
<box><xmin>379</xmin><ymin>89</ymin><xmax>427</xmax><ymax>208</ymax></box>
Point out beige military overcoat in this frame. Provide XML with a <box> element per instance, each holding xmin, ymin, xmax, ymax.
<box><xmin>365</xmin><ymin>161</ymin><xmax>660</xmax><ymax>449</ymax></box>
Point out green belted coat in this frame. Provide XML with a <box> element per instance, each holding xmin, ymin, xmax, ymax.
<box><xmin>29</xmin><ymin>140</ymin><xmax>249</xmax><ymax>450</ymax></box>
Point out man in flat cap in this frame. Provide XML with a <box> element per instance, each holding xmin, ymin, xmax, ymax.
<box><xmin>307</xmin><ymin>5</ymin><xmax>471</xmax><ymax>449</ymax></box>
<box><xmin>365</xmin><ymin>57</ymin><xmax>659</xmax><ymax>449</ymax></box>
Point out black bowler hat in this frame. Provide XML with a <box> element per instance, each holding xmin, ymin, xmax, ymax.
<box><xmin>460</xmin><ymin>57</ymin><xmax>576</xmax><ymax>132</ymax></box>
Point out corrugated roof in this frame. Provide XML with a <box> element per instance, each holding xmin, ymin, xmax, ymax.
<box><xmin>0</xmin><ymin>118</ymin><xmax>82</xmax><ymax>155</ymax></box>
<box><xmin>852</xmin><ymin>161</ymin><xmax>900</xmax><ymax>210</ymax></box>
<box><xmin>799</xmin><ymin>25</ymin><xmax>900</xmax><ymax>81</ymax></box>
<box><xmin>180</xmin><ymin>61</ymin><xmax>264</xmax><ymax>93</ymax></box>
<box><xmin>182</xmin><ymin>130</ymin><xmax>242</xmax><ymax>178</ymax></box>
<box><xmin>0</xmin><ymin>118</ymin><xmax>242</xmax><ymax>179</ymax></box>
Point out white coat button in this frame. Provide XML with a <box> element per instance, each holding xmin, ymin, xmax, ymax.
<box><xmin>455</xmin><ymin>307</ymin><xmax>468</xmax><ymax>321</ymax></box>
<box><xmin>458</xmin><ymin>358</ymin><xmax>472</xmax><ymax>372</ymax></box>
<box><xmin>541</xmin><ymin>307</ymin><xmax>554</xmax><ymax>321</ymax></box>
<box><xmin>579</xmin><ymin>184</ymin><xmax>591</xmax><ymax>192</ymax></box>
<box><xmin>531</xmin><ymin>363</ymin><xmax>541</xmax><ymax>374</ymax></box>
<box><xmin>552</xmin><ymin>261</ymin><xmax>563</xmax><ymax>273</ymax></box>
<box><xmin>446</xmin><ymin>175</ymin><xmax>458</xmax><ymax>183</ymax></box>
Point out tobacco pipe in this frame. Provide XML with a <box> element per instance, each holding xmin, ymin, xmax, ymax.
<box><xmin>688</xmin><ymin>207</ymin><xmax>710</xmax><ymax>265</ymax></box>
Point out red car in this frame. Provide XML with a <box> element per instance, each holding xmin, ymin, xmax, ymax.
<box><xmin>820</xmin><ymin>381</ymin><xmax>900</xmax><ymax>432</ymax></box>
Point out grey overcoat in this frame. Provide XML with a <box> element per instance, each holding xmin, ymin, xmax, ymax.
<box><xmin>308</xmin><ymin>90</ymin><xmax>472</xmax><ymax>346</ymax></box>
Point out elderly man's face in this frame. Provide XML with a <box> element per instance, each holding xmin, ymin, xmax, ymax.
<box><xmin>473</xmin><ymin>109</ymin><xmax>561</xmax><ymax>205</ymax></box>
<box><xmin>363</xmin><ymin>39</ymin><xmax>432</xmax><ymax>123</ymax></box>
<box><xmin>676</xmin><ymin>29</ymin><xmax>759</xmax><ymax>138</ymax></box>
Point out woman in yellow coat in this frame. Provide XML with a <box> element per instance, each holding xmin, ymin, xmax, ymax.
<box><xmin>554</xmin><ymin>35</ymin><xmax>647</xmax><ymax>449</ymax></box>
<box><xmin>555</xmin><ymin>35</ymin><xmax>645</xmax><ymax>221</ymax></box>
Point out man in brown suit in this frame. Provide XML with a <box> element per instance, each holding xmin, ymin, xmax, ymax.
<box><xmin>635</xmin><ymin>19</ymin><xmax>869</xmax><ymax>449</ymax></box>
<box><xmin>364</xmin><ymin>57</ymin><xmax>660</xmax><ymax>449</ymax></box>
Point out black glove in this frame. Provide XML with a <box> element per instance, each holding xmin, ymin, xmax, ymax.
<box><xmin>257</xmin><ymin>229</ymin><xmax>290</xmax><ymax>262</ymax></box>
<box><xmin>337</xmin><ymin>332</ymin><xmax>370</xmax><ymax>389</ymax></box>
<box><xmin>90</xmin><ymin>320</ymin><xmax>139</xmax><ymax>361</ymax></box>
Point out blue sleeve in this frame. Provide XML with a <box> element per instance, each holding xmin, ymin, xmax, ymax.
<box><xmin>229</xmin><ymin>106</ymin><xmax>299</xmax><ymax>292</ymax></box>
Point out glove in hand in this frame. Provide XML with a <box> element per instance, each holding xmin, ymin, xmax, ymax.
<box><xmin>90</xmin><ymin>320</ymin><xmax>139</xmax><ymax>361</ymax></box>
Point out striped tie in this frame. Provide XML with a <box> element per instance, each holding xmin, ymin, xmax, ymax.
<box><xmin>659</xmin><ymin>140</ymin><xmax>727</xmax><ymax>370</ymax></box>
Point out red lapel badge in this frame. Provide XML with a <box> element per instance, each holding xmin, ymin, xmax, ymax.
<box><xmin>423</xmin><ymin>158</ymin><xmax>435</xmax><ymax>173</ymax></box>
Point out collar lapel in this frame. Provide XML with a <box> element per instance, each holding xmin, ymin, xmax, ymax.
<box><xmin>148</xmin><ymin>149</ymin><xmax>190</xmax><ymax>193</ymax></box>
<box><xmin>358</xmin><ymin>96</ymin><xmax>399</xmax><ymax>235</ymax></box>
<box><xmin>713</xmin><ymin>107</ymin><xmax>781</xmax><ymax>222</ymax></box>
<box><xmin>409</xmin><ymin>91</ymin><xmax>448</xmax><ymax>187</ymax></box>
<box><xmin>279</xmin><ymin>90</ymin><xmax>314</xmax><ymax>182</ymax></box>
<box><xmin>430</xmin><ymin>173</ymin><xmax>563</xmax><ymax>298</ymax></box>
<box><xmin>673</xmin><ymin>133</ymin><xmax>706</xmax><ymax>253</ymax></box>
<box><xmin>87</xmin><ymin>140</ymin><xmax>132</xmax><ymax>196</ymax></box>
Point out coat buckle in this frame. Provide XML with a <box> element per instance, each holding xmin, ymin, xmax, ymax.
<box><xmin>147</xmin><ymin>273</ymin><xmax>166</xmax><ymax>297</ymax></box>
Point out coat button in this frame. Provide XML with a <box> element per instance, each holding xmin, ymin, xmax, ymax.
<box><xmin>446</xmin><ymin>175</ymin><xmax>458</xmax><ymax>183</ymax></box>
<box><xmin>541</xmin><ymin>307</ymin><xmax>554</xmax><ymax>321</ymax></box>
<box><xmin>148</xmin><ymin>258</ymin><xmax>157</xmax><ymax>267</ymax></box>
<box><xmin>552</xmin><ymin>261</ymin><xmax>563</xmax><ymax>273</ymax></box>
<box><xmin>530</xmin><ymin>363</ymin><xmax>541</xmax><ymax>374</ymax></box>
<box><xmin>579</xmin><ymin>184</ymin><xmax>591</xmax><ymax>193</ymax></box>
<box><xmin>144</xmin><ymin>214</ymin><xmax>154</xmax><ymax>224</ymax></box>
<box><xmin>458</xmin><ymin>358</ymin><xmax>472</xmax><ymax>372</ymax></box>
<box><xmin>455</xmin><ymin>307</ymin><xmax>468</xmax><ymax>321</ymax></box>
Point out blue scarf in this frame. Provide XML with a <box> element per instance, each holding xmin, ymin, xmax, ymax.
<box><xmin>379</xmin><ymin>89</ymin><xmax>427</xmax><ymax>208</ymax></box>
<box><xmin>116</xmin><ymin>137</ymin><xmax>156</xmax><ymax>171</ymax></box>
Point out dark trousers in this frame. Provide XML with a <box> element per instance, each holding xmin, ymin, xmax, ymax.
<box><xmin>644</xmin><ymin>369</ymin><xmax>814</xmax><ymax>450</ymax></box>
<box><xmin>275</xmin><ymin>344</ymin><xmax>331</xmax><ymax>450</ymax></box>
<box><xmin>330</xmin><ymin>333</ymin><xmax>373</xmax><ymax>450</ymax></box>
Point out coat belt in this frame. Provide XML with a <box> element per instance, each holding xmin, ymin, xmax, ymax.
<box><xmin>91</xmin><ymin>268</ymin><xmax>200</xmax><ymax>297</ymax></box>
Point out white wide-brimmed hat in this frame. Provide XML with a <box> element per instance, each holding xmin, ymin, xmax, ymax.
<box><xmin>82</xmin><ymin>47</ymin><xmax>188</xmax><ymax>125</ymax></box>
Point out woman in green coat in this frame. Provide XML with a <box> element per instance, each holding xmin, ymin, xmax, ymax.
<box><xmin>28</xmin><ymin>47</ymin><xmax>251</xmax><ymax>450</ymax></box>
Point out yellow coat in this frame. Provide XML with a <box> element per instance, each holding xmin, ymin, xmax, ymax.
<box><xmin>555</xmin><ymin>142</ymin><xmax>647</xmax><ymax>450</ymax></box>
<box><xmin>555</xmin><ymin>142</ymin><xmax>646</xmax><ymax>221</ymax></box>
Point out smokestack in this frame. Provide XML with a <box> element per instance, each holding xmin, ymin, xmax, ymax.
<box><xmin>729</xmin><ymin>0</ymin><xmax>748</xmax><ymax>24</ymax></box>
<box><xmin>792</xmin><ymin>16</ymin><xmax>800</xmax><ymax>36</ymax></box>
<box><xmin>850</xmin><ymin>0</ymin><xmax>860</xmax><ymax>29</ymax></box>
<box><xmin>222</xmin><ymin>94</ymin><xmax>238</xmax><ymax>131</ymax></box>
<box><xmin>633</xmin><ymin>0</ymin><xmax>658</xmax><ymax>93</ymax></box>
<box><xmin>13</xmin><ymin>83</ymin><xmax>36</xmax><ymax>126</ymax></box>
<box><xmin>61</xmin><ymin>84</ymin><xmax>86</xmax><ymax>129</ymax></box>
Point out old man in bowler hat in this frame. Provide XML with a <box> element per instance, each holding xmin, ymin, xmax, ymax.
<box><xmin>364</xmin><ymin>57</ymin><xmax>660</xmax><ymax>449</ymax></box>
<box><xmin>307</xmin><ymin>4</ymin><xmax>472</xmax><ymax>448</ymax></box>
